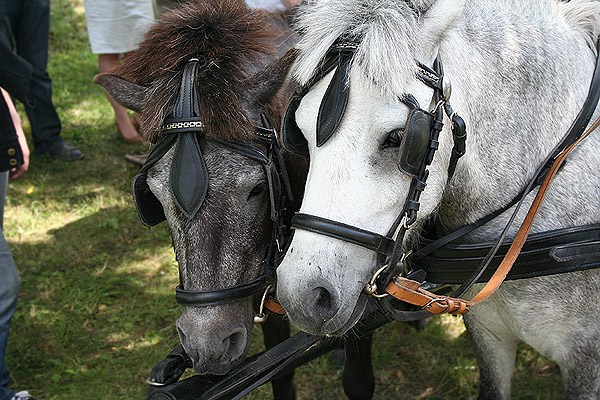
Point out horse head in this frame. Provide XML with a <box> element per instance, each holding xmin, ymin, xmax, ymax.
<box><xmin>275</xmin><ymin>0</ymin><xmax>464</xmax><ymax>336</ymax></box>
<box><xmin>276</xmin><ymin>0</ymin><xmax>600</xmax><ymax>336</ymax></box>
<box><xmin>95</xmin><ymin>0</ymin><xmax>304</xmax><ymax>375</ymax></box>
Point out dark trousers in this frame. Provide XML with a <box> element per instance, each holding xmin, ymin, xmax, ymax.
<box><xmin>0</xmin><ymin>0</ymin><xmax>64</xmax><ymax>154</ymax></box>
<box><xmin>0</xmin><ymin>171</ymin><xmax>19</xmax><ymax>400</ymax></box>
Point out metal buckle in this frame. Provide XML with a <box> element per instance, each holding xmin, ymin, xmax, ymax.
<box><xmin>364</xmin><ymin>265</ymin><xmax>390</xmax><ymax>298</ymax></box>
<box><xmin>424</xmin><ymin>297</ymin><xmax>446</xmax><ymax>310</ymax></box>
<box><xmin>146</xmin><ymin>377</ymin><xmax>170</xmax><ymax>387</ymax></box>
<box><xmin>254</xmin><ymin>285</ymin><xmax>272</xmax><ymax>324</ymax></box>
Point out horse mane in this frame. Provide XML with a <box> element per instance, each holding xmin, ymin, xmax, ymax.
<box><xmin>292</xmin><ymin>0</ymin><xmax>600</xmax><ymax>99</ymax></box>
<box><xmin>292</xmin><ymin>0</ymin><xmax>422</xmax><ymax>99</ymax></box>
<box><xmin>117</xmin><ymin>0</ymin><xmax>284</xmax><ymax>142</ymax></box>
<box><xmin>561</xmin><ymin>0</ymin><xmax>600</xmax><ymax>56</ymax></box>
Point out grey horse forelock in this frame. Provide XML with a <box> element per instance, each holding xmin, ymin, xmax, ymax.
<box><xmin>292</xmin><ymin>0</ymin><xmax>423</xmax><ymax>98</ymax></box>
<box><xmin>292</xmin><ymin>0</ymin><xmax>600</xmax><ymax>99</ymax></box>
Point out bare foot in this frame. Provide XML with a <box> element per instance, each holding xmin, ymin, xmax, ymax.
<box><xmin>132</xmin><ymin>113</ymin><xmax>141</xmax><ymax>130</ymax></box>
<box><xmin>116</xmin><ymin>114</ymin><xmax>144</xmax><ymax>144</ymax></box>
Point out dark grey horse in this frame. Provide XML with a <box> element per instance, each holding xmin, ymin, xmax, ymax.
<box><xmin>95</xmin><ymin>1</ymin><xmax>376</xmax><ymax>398</ymax></box>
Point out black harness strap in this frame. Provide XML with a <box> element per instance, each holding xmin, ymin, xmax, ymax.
<box><xmin>377</xmin><ymin>39</ymin><xmax>600</xmax><ymax>320</ymax></box>
<box><xmin>292</xmin><ymin>213</ymin><xmax>395</xmax><ymax>256</ymax></box>
<box><xmin>175</xmin><ymin>277</ymin><xmax>271</xmax><ymax>307</ymax></box>
<box><xmin>403</xmin><ymin>38</ymin><xmax>600</xmax><ymax>290</ymax></box>
<box><xmin>413</xmin><ymin>224</ymin><xmax>600</xmax><ymax>284</ymax></box>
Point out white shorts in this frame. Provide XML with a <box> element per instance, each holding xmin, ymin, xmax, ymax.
<box><xmin>84</xmin><ymin>0</ymin><xmax>155</xmax><ymax>54</ymax></box>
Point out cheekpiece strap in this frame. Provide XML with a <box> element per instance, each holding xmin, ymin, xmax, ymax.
<box><xmin>416</xmin><ymin>62</ymin><xmax>442</xmax><ymax>90</ymax></box>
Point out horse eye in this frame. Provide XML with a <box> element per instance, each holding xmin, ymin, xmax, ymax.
<box><xmin>248</xmin><ymin>182</ymin><xmax>267</xmax><ymax>200</ymax></box>
<box><xmin>381</xmin><ymin>129</ymin><xmax>404</xmax><ymax>149</ymax></box>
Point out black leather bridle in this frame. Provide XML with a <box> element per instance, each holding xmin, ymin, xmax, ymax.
<box><xmin>174</xmin><ymin>132</ymin><xmax>291</xmax><ymax>308</ymax></box>
<box><xmin>281</xmin><ymin>40</ymin><xmax>466</xmax><ymax>318</ymax></box>
<box><xmin>132</xmin><ymin>59</ymin><xmax>293</xmax><ymax>308</ymax></box>
<box><xmin>281</xmin><ymin>37</ymin><xmax>600</xmax><ymax>321</ymax></box>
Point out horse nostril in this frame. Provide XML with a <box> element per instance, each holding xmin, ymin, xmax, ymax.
<box><xmin>314</xmin><ymin>287</ymin><xmax>333</xmax><ymax>309</ymax></box>
<box><xmin>219</xmin><ymin>329</ymin><xmax>246</xmax><ymax>363</ymax></box>
<box><xmin>310</xmin><ymin>286</ymin><xmax>338</xmax><ymax>321</ymax></box>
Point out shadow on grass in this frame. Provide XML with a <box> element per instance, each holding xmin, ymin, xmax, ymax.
<box><xmin>286</xmin><ymin>315</ymin><xmax>563</xmax><ymax>400</ymax></box>
<box><xmin>7</xmin><ymin>206</ymin><xmax>181</xmax><ymax>399</ymax></box>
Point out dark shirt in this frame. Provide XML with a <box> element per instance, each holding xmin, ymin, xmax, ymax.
<box><xmin>0</xmin><ymin>95</ymin><xmax>24</xmax><ymax>172</ymax></box>
<box><xmin>0</xmin><ymin>31</ymin><xmax>30</xmax><ymax>172</ymax></box>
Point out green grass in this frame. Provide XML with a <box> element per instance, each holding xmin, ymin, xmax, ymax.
<box><xmin>4</xmin><ymin>0</ymin><xmax>564</xmax><ymax>398</ymax></box>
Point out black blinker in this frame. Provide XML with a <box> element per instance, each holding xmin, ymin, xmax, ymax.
<box><xmin>281</xmin><ymin>95</ymin><xmax>309</xmax><ymax>157</ymax></box>
<box><xmin>132</xmin><ymin>133</ymin><xmax>178</xmax><ymax>227</ymax></box>
<box><xmin>132</xmin><ymin>173</ymin><xmax>167</xmax><ymax>226</ymax></box>
<box><xmin>281</xmin><ymin>42</ymin><xmax>359</xmax><ymax>157</ymax></box>
<box><xmin>168</xmin><ymin>60</ymin><xmax>209</xmax><ymax>219</ymax></box>
<box><xmin>315</xmin><ymin>50</ymin><xmax>353</xmax><ymax>147</ymax></box>
<box><xmin>397</xmin><ymin>109</ymin><xmax>434</xmax><ymax>177</ymax></box>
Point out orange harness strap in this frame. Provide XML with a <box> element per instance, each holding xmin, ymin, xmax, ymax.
<box><xmin>385</xmin><ymin>115</ymin><xmax>600</xmax><ymax>315</ymax></box>
<box><xmin>264</xmin><ymin>296</ymin><xmax>286</xmax><ymax>315</ymax></box>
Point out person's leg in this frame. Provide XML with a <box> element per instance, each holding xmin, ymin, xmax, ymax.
<box><xmin>98</xmin><ymin>53</ymin><xmax>142</xmax><ymax>144</ymax></box>
<box><xmin>0</xmin><ymin>0</ymin><xmax>19</xmax><ymax>49</ymax></box>
<box><xmin>14</xmin><ymin>0</ymin><xmax>82</xmax><ymax>160</ymax></box>
<box><xmin>0</xmin><ymin>172</ymin><xmax>19</xmax><ymax>400</ymax></box>
<box><xmin>12</xmin><ymin>0</ymin><xmax>59</xmax><ymax>153</ymax></box>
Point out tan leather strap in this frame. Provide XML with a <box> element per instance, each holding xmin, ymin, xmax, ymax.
<box><xmin>385</xmin><ymin>276</ymin><xmax>470</xmax><ymax>314</ymax></box>
<box><xmin>386</xmin><ymin>114</ymin><xmax>600</xmax><ymax>314</ymax></box>
<box><xmin>264</xmin><ymin>296</ymin><xmax>286</xmax><ymax>315</ymax></box>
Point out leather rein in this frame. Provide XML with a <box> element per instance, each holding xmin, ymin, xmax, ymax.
<box><xmin>287</xmin><ymin>40</ymin><xmax>600</xmax><ymax>321</ymax></box>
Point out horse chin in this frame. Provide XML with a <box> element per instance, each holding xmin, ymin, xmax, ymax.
<box><xmin>186</xmin><ymin>325</ymin><xmax>251</xmax><ymax>376</ymax></box>
<box><xmin>321</xmin><ymin>293</ymin><xmax>369</xmax><ymax>336</ymax></box>
<box><xmin>176</xmin><ymin>307</ymin><xmax>253</xmax><ymax>376</ymax></box>
<box><xmin>192</xmin><ymin>354</ymin><xmax>246</xmax><ymax>376</ymax></box>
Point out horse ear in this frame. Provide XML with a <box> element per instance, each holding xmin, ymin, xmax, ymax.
<box><xmin>417</xmin><ymin>0</ymin><xmax>466</xmax><ymax>58</ymax></box>
<box><xmin>93</xmin><ymin>73</ymin><xmax>147</xmax><ymax>112</ymax></box>
<box><xmin>248</xmin><ymin>49</ymin><xmax>299</xmax><ymax>105</ymax></box>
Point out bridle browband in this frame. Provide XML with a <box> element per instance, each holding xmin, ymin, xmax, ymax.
<box><xmin>132</xmin><ymin>59</ymin><xmax>293</xmax><ymax>309</ymax></box>
<box><xmin>282</xmin><ymin>38</ymin><xmax>600</xmax><ymax>321</ymax></box>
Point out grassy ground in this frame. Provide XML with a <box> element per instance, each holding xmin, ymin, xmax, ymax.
<box><xmin>4</xmin><ymin>0</ymin><xmax>564</xmax><ymax>398</ymax></box>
